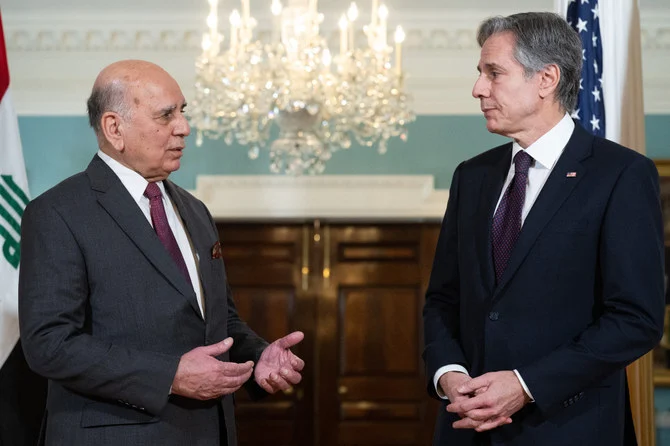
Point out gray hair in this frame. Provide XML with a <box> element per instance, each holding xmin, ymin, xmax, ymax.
<box><xmin>86</xmin><ymin>80</ymin><xmax>131</xmax><ymax>135</ymax></box>
<box><xmin>477</xmin><ymin>12</ymin><xmax>583</xmax><ymax>113</ymax></box>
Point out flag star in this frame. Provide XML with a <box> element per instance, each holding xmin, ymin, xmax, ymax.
<box><xmin>579</xmin><ymin>78</ymin><xmax>584</xmax><ymax>90</ymax></box>
<box><xmin>592</xmin><ymin>4</ymin><xmax>600</xmax><ymax>20</ymax></box>
<box><xmin>582</xmin><ymin>48</ymin><xmax>586</xmax><ymax>61</ymax></box>
<box><xmin>571</xmin><ymin>108</ymin><xmax>581</xmax><ymax>120</ymax></box>
<box><xmin>590</xmin><ymin>115</ymin><xmax>600</xmax><ymax>131</ymax></box>
<box><xmin>599</xmin><ymin>77</ymin><xmax>603</xmax><ymax>86</ymax></box>
<box><xmin>592</xmin><ymin>33</ymin><xmax>598</xmax><ymax>47</ymax></box>
<box><xmin>581</xmin><ymin>0</ymin><xmax>589</xmax><ymax>4</ymax></box>
<box><xmin>569</xmin><ymin>0</ymin><xmax>577</xmax><ymax>3</ymax></box>
<box><xmin>592</xmin><ymin>87</ymin><xmax>601</xmax><ymax>102</ymax></box>
<box><xmin>593</xmin><ymin>60</ymin><xmax>599</xmax><ymax>74</ymax></box>
<box><xmin>576</xmin><ymin>18</ymin><xmax>588</xmax><ymax>33</ymax></box>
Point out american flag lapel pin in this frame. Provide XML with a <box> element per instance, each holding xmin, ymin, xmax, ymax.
<box><xmin>566</xmin><ymin>172</ymin><xmax>577</xmax><ymax>178</ymax></box>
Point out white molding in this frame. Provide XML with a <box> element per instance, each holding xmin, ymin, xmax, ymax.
<box><xmin>4</xmin><ymin>9</ymin><xmax>670</xmax><ymax>116</ymax></box>
<box><xmin>190</xmin><ymin>175</ymin><xmax>449</xmax><ymax>220</ymax></box>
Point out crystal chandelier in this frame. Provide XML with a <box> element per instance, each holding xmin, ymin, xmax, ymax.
<box><xmin>190</xmin><ymin>0</ymin><xmax>415</xmax><ymax>175</ymax></box>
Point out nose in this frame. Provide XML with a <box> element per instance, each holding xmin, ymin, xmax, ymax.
<box><xmin>472</xmin><ymin>74</ymin><xmax>488</xmax><ymax>99</ymax></box>
<box><xmin>175</xmin><ymin>112</ymin><xmax>191</xmax><ymax>137</ymax></box>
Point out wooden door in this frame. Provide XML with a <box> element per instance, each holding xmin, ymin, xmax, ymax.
<box><xmin>218</xmin><ymin>223</ymin><xmax>315</xmax><ymax>446</ymax></box>
<box><xmin>218</xmin><ymin>221</ymin><xmax>441</xmax><ymax>446</ymax></box>
<box><xmin>315</xmin><ymin>223</ymin><xmax>440</xmax><ymax>446</ymax></box>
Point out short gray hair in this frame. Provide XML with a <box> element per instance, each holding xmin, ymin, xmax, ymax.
<box><xmin>86</xmin><ymin>80</ymin><xmax>131</xmax><ymax>135</ymax></box>
<box><xmin>477</xmin><ymin>12</ymin><xmax>583</xmax><ymax>113</ymax></box>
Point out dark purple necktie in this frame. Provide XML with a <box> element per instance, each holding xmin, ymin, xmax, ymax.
<box><xmin>144</xmin><ymin>182</ymin><xmax>190</xmax><ymax>282</ymax></box>
<box><xmin>491</xmin><ymin>150</ymin><xmax>533</xmax><ymax>283</ymax></box>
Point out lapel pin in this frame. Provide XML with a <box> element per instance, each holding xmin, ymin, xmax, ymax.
<box><xmin>566</xmin><ymin>172</ymin><xmax>577</xmax><ymax>178</ymax></box>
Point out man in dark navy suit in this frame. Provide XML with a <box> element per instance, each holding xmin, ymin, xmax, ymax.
<box><xmin>423</xmin><ymin>12</ymin><xmax>664</xmax><ymax>446</ymax></box>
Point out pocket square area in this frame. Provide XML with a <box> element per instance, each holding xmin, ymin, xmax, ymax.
<box><xmin>211</xmin><ymin>241</ymin><xmax>223</xmax><ymax>259</ymax></box>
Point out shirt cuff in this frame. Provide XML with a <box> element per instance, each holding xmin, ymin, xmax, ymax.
<box><xmin>433</xmin><ymin>365</ymin><xmax>469</xmax><ymax>400</ymax></box>
<box><xmin>513</xmin><ymin>369</ymin><xmax>535</xmax><ymax>402</ymax></box>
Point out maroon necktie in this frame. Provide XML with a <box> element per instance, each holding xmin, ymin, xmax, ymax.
<box><xmin>491</xmin><ymin>150</ymin><xmax>533</xmax><ymax>283</ymax></box>
<box><xmin>144</xmin><ymin>182</ymin><xmax>190</xmax><ymax>282</ymax></box>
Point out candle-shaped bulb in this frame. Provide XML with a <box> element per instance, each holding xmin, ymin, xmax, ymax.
<box><xmin>339</xmin><ymin>14</ymin><xmax>348</xmax><ymax>31</ymax></box>
<box><xmin>208</xmin><ymin>0</ymin><xmax>218</xmax><ymax>6</ymax></box>
<box><xmin>207</xmin><ymin>13</ymin><xmax>218</xmax><ymax>30</ymax></box>
<box><xmin>347</xmin><ymin>2</ymin><xmax>359</xmax><ymax>22</ymax></box>
<box><xmin>202</xmin><ymin>34</ymin><xmax>212</xmax><ymax>52</ymax></box>
<box><xmin>271</xmin><ymin>0</ymin><xmax>282</xmax><ymax>16</ymax></box>
<box><xmin>322</xmin><ymin>48</ymin><xmax>332</xmax><ymax>67</ymax></box>
<box><xmin>394</xmin><ymin>25</ymin><xmax>405</xmax><ymax>43</ymax></box>
<box><xmin>230</xmin><ymin>9</ymin><xmax>242</xmax><ymax>26</ymax></box>
<box><xmin>378</xmin><ymin>4</ymin><xmax>388</xmax><ymax>21</ymax></box>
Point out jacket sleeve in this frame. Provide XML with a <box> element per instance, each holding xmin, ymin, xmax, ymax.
<box><xmin>422</xmin><ymin>163</ymin><xmax>469</xmax><ymax>399</ymax></box>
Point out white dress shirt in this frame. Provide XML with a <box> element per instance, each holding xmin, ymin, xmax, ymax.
<box><xmin>433</xmin><ymin>113</ymin><xmax>575</xmax><ymax>400</ymax></box>
<box><xmin>97</xmin><ymin>150</ymin><xmax>205</xmax><ymax>318</ymax></box>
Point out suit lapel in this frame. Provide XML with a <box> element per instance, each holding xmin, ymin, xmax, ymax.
<box><xmin>86</xmin><ymin>156</ymin><xmax>199</xmax><ymax>308</ymax></box>
<box><xmin>476</xmin><ymin>145</ymin><xmax>512</xmax><ymax>295</ymax></box>
<box><xmin>492</xmin><ymin>125</ymin><xmax>593</xmax><ymax>298</ymax></box>
<box><xmin>164</xmin><ymin>181</ymin><xmax>216</xmax><ymax>319</ymax></box>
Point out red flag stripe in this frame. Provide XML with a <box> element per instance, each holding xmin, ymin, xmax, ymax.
<box><xmin>0</xmin><ymin>11</ymin><xmax>10</xmax><ymax>101</ymax></box>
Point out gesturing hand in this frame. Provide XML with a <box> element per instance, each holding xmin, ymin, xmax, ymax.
<box><xmin>254</xmin><ymin>331</ymin><xmax>305</xmax><ymax>393</ymax></box>
<box><xmin>446</xmin><ymin>370</ymin><xmax>529</xmax><ymax>432</ymax></box>
<box><xmin>171</xmin><ymin>337</ymin><xmax>254</xmax><ymax>400</ymax></box>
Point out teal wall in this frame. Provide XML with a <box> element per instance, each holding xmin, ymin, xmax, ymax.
<box><xmin>18</xmin><ymin>114</ymin><xmax>670</xmax><ymax>198</ymax></box>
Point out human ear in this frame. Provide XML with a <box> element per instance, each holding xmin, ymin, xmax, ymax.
<box><xmin>101</xmin><ymin>112</ymin><xmax>125</xmax><ymax>153</ymax></box>
<box><xmin>538</xmin><ymin>64</ymin><xmax>560</xmax><ymax>100</ymax></box>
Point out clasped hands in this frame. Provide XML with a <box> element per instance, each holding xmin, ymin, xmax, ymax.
<box><xmin>171</xmin><ymin>331</ymin><xmax>305</xmax><ymax>400</ymax></box>
<box><xmin>440</xmin><ymin>370</ymin><xmax>530</xmax><ymax>432</ymax></box>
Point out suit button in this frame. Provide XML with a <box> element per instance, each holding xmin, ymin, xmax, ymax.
<box><xmin>489</xmin><ymin>312</ymin><xmax>499</xmax><ymax>321</ymax></box>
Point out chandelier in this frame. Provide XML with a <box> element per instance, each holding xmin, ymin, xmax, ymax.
<box><xmin>190</xmin><ymin>0</ymin><xmax>415</xmax><ymax>175</ymax></box>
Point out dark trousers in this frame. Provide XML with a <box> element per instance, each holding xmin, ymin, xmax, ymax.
<box><xmin>0</xmin><ymin>341</ymin><xmax>47</xmax><ymax>446</ymax></box>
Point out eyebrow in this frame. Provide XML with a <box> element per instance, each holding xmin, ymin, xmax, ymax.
<box><xmin>477</xmin><ymin>62</ymin><xmax>505</xmax><ymax>73</ymax></box>
<box><xmin>156</xmin><ymin>102</ymin><xmax>187</xmax><ymax>116</ymax></box>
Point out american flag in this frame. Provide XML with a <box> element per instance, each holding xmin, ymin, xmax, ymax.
<box><xmin>567</xmin><ymin>0</ymin><xmax>606</xmax><ymax>137</ymax></box>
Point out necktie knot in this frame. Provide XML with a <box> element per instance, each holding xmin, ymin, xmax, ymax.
<box><xmin>514</xmin><ymin>150</ymin><xmax>533</xmax><ymax>175</ymax></box>
<box><xmin>144</xmin><ymin>182</ymin><xmax>162</xmax><ymax>200</ymax></box>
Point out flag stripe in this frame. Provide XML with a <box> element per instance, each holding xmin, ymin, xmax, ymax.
<box><xmin>0</xmin><ymin>11</ymin><xmax>9</xmax><ymax>101</ymax></box>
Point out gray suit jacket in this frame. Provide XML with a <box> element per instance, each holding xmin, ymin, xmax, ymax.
<box><xmin>18</xmin><ymin>155</ymin><xmax>268</xmax><ymax>445</ymax></box>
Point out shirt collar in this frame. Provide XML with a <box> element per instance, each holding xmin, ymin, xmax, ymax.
<box><xmin>97</xmin><ymin>150</ymin><xmax>166</xmax><ymax>203</ymax></box>
<box><xmin>511</xmin><ymin>113</ymin><xmax>575</xmax><ymax>170</ymax></box>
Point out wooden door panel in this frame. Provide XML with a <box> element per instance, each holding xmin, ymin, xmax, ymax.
<box><xmin>340</xmin><ymin>287</ymin><xmax>419</xmax><ymax>374</ymax></box>
<box><xmin>319</xmin><ymin>224</ymin><xmax>439</xmax><ymax>446</ymax></box>
<box><xmin>218</xmin><ymin>223</ymin><xmax>313</xmax><ymax>446</ymax></box>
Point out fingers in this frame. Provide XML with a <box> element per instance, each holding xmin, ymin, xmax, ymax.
<box><xmin>447</xmin><ymin>393</ymin><xmax>490</xmax><ymax>414</ymax></box>
<box><xmin>274</xmin><ymin>331</ymin><xmax>305</xmax><ymax>349</ymax></box>
<box><xmin>218</xmin><ymin>364</ymin><xmax>254</xmax><ymax>395</ymax></box>
<box><xmin>290</xmin><ymin>355</ymin><xmax>305</xmax><ymax>372</ymax></box>
<box><xmin>220</xmin><ymin>360</ymin><xmax>254</xmax><ymax>376</ymax></box>
<box><xmin>474</xmin><ymin>416</ymin><xmax>513</xmax><ymax>432</ymax></box>
<box><xmin>258</xmin><ymin>371</ymin><xmax>294</xmax><ymax>394</ymax></box>
<box><xmin>199</xmin><ymin>337</ymin><xmax>233</xmax><ymax>357</ymax></box>
<box><xmin>456</xmin><ymin>374</ymin><xmax>489</xmax><ymax>396</ymax></box>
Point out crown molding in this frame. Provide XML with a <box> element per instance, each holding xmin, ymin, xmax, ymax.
<box><xmin>190</xmin><ymin>175</ymin><xmax>449</xmax><ymax>220</ymax></box>
<box><xmin>4</xmin><ymin>9</ymin><xmax>670</xmax><ymax>116</ymax></box>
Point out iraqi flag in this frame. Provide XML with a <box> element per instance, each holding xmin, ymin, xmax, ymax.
<box><xmin>0</xmin><ymin>10</ymin><xmax>47</xmax><ymax>445</ymax></box>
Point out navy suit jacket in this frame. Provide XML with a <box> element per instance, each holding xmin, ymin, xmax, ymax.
<box><xmin>423</xmin><ymin>123</ymin><xmax>665</xmax><ymax>446</ymax></box>
<box><xmin>19</xmin><ymin>155</ymin><xmax>268</xmax><ymax>446</ymax></box>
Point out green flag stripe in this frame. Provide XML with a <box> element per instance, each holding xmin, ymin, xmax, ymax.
<box><xmin>0</xmin><ymin>183</ymin><xmax>24</xmax><ymax>219</ymax></box>
<box><xmin>1</xmin><ymin>175</ymin><xmax>30</xmax><ymax>207</ymax></box>
<box><xmin>0</xmin><ymin>201</ymin><xmax>20</xmax><ymax>234</ymax></box>
<box><xmin>0</xmin><ymin>224</ymin><xmax>20</xmax><ymax>269</ymax></box>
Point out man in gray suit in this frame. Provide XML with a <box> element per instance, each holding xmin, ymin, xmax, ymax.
<box><xmin>18</xmin><ymin>60</ymin><xmax>304</xmax><ymax>445</ymax></box>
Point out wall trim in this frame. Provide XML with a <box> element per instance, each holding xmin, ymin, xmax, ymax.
<box><xmin>189</xmin><ymin>175</ymin><xmax>449</xmax><ymax>220</ymax></box>
<box><xmin>4</xmin><ymin>9</ymin><xmax>670</xmax><ymax>116</ymax></box>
